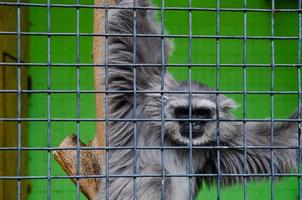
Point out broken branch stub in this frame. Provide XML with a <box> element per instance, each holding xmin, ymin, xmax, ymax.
<box><xmin>53</xmin><ymin>135</ymin><xmax>101</xmax><ymax>199</ymax></box>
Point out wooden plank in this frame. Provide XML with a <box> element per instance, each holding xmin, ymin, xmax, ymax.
<box><xmin>3</xmin><ymin>56</ymin><xmax>19</xmax><ymax>200</ymax></box>
<box><xmin>0</xmin><ymin>47</ymin><xmax>4</xmax><ymax>200</ymax></box>
<box><xmin>0</xmin><ymin>1</ymin><xmax>29</xmax><ymax>200</ymax></box>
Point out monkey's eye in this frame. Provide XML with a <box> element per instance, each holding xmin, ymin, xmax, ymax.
<box><xmin>194</xmin><ymin>107</ymin><xmax>212</xmax><ymax>118</ymax></box>
<box><xmin>174</xmin><ymin>107</ymin><xmax>189</xmax><ymax>119</ymax></box>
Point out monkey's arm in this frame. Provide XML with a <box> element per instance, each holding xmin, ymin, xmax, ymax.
<box><xmin>99</xmin><ymin>1</ymin><xmax>175</xmax><ymax>199</ymax></box>
<box><xmin>204</xmin><ymin>108</ymin><xmax>301</xmax><ymax>186</ymax></box>
<box><xmin>244</xmin><ymin>109</ymin><xmax>300</xmax><ymax>174</ymax></box>
<box><xmin>106</xmin><ymin>0</ymin><xmax>170</xmax><ymax>146</ymax></box>
<box><xmin>108</xmin><ymin>0</ymin><xmax>170</xmax><ymax>102</ymax></box>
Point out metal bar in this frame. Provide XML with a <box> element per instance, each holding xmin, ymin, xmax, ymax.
<box><xmin>1</xmin><ymin>1</ymin><xmax>302</xmax><ymax>13</ymax></box>
<box><xmin>75</xmin><ymin>0</ymin><xmax>81</xmax><ymax>199</ymax></box>
<box><xmin>270</xmin><ymin>1</ymin><xmax>276</xmax><ymax>199</ymax></box>
<box><xmin>2</xmin><ymin>31</ymin><xmax>301</xmax><ymax>39</ymax></box>
<box><xmin>3</xmin><ymin>62</ymin><xmax>302</xmax><ymax>67</ymax></box>
<box><xmin>132</xmin><ymin>1</ymin><xmax>138</xmax><ymax>198</ymax></box>
<box><xmin>297</xmin><ymin>1</ymin><xmax>302</xmax><ymax>200</ymax></box>
<box><xmin>0</xmin><ymin>89</ymin><xmax>301</xmax><ymax>95</ymax></box>
<box><xmin>160</xmin><ymin>0</ymin><xmax>166</xmax><ymax>199</ymax></box>
<box><xmin>47</xmin><ymin>0</ymin><xmax>52</xmax><ymax>199</ymax></box>
<box><xmin>16</xmin><ymin>0</ymin><xmax>22</xmax><ymax>199</ymax></box>
<box><xmin>188</xmin><ymin>0</ymin><xmax>193</xmax><ymax>199</ymax></box>
<box><xmin>243</xmin><ymin>0</ymin><xmax>248</xmax><ymax>199</ymax></box>
<box><xmin>215</xmin><ymin>0</ymin><xmax>221</xmax><ymax>199</ymax></box>
<box><xmin>0</xmin><ymin>117</ymin><xmax>301</xmax><ymax>123</ymax></box>
<box><xmin>104</xmin><ymin>0</ymin><xmax>110</xmax><ymax>199</ymax></box>
<box><xmin>0</xmin><ymin>173</ymin><xmax>301</xmax><ymax>180</ymax></box>
<box><xmin>1</xmin><ymin>145</ymin><xmax>302</xmax><ymax>151</ymax></box>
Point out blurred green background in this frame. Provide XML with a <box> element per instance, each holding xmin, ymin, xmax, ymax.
<box><xmin>28</xmin><ymin>0</ymin><xmax>300</xmax><ymax>199</ymax></box>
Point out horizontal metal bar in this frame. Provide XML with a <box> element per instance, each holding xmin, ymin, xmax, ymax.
<box><xmin>0</xmin><ymin>118</ymin><xmax>300</xmax><ymax>122</ymax></box>
<box><xmin>0</xmin><ymin>62</ymin><xmax>301</xmax><ymax>68</ymax></box>
<box><xmin>0</xmin><ymin>89</ymin><xmax>300</xmax><ymax>95</ymax></box>
<box><xmin>0</xmin><ymin>145</ymin><xmax>300</xmax><ymax>151</ymax></box>
<box><xmin>0</xmin><ymin>173</ymin><xmax>300</xmax><ymax>180</ymax></box>
<box><xmin>0</xmin><ymin>31</ymin><xmax>299</xmax><ymax>40</ymax></box>
<box><xmin>0</xmin><ymin>2</ymin><xmax>301</xmax><ymax>13</ymax></box>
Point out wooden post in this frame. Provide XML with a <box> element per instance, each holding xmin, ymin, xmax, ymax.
<box><xmin>0</xmin><ymin>4</ymin><xmax>30</xmax><ymax>200</ymax></box>
<box><xmin>53</xmin><ymin>0</ymin><xmax>118</xmax><ymax>199</ymax></box>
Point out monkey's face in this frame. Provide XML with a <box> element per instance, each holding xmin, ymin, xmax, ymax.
<box><xmin>174</xmin><ymin>106</ymin><xmax>212</xmax><ymax>139</ymax></box>
<box><xmin>163</xmin><ymin>82</ymin><xmax>237</xmax><ymax>146</ymax></box>
<box><xmin>164</xmin><ymin>97</ymin><xmax>214</xmax><ymax>145</ymax></box>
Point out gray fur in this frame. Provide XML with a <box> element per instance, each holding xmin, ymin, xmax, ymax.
<box><xmin>95</xmin><ymin>0</ymin><xmax>301</xmax><ymax>199</ymax></box>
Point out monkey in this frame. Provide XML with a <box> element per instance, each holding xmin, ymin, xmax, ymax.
<box><xmin>95</xmin><ymin>0</ymin><xmax>301</xmax><ymax>199</ymax></box>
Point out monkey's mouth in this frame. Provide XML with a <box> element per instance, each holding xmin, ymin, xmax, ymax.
<box><xmin>179</xmin><ymin>122</ymin><xmax>205</xmax><ymax>139</ymax></box>
<box><xmin>180</xmin><ymin>128</ymin><xmax>204</xmax><ymax>139</ymax></box>
<box><xmin>168</xmin><ymin>135</ymin><xmax>206</xmax><ymax>146</ymax></box>
<box><xmin>167</xmin><ymin>126</ymin><xmax>207</xmax><ymax>146</ymax></box>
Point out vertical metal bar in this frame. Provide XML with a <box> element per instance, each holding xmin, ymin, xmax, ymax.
<box><xmin>75</xmin><ymin>1</ymin><xmax>81</xmax><ymax>199</ymax></box>
<box><xmin>187</xmin><ymin>0</ymin><xmax>193</xmax><ymax>200</ymax></box>
<box><xmin>16</xmin><ymin>0</ymin><xmax>22</xmax><ymax>199</ymax></box>
<box><xmin>297</xmin><ymin>0</ymin><xmax>302</xmax><ymax>199</ymax></box>
<box><xmin>270</xmin><ymin>1</ymin><xmax>276</xmax><ymax>199</ymax></box>
<box><xmin>132</xmin><ymin>0</ymin><xmax>138</xmax><ymax>199</ymax></box>
<box><xmin>215</xmin><ymin>0</ymin><xmax>221</xmax><ymax>199</ymax></box>
<box><xmin>104</xmin><ymin>1</ymin><xmax>110</xmax><ymax>199</ymax></box>
<box><xmin>160</xmin><ymin>0</ymin><xmax>166</xmax><ymax>199</ymax></box>
<box><xmin>47</xmin><ymin>0</ymin><xmax>52</xmax><ymax>199</ymax></box>
<box><xmin>242</xmin><ymin>0</ymin><xmax>248</xmax><ymax>200</ymax></box>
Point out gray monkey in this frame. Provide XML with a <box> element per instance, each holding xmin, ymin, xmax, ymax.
<box><xmin>96</xmin><ymin>0</ymin><xmax>301</xmax><ymax>199</ymax></box>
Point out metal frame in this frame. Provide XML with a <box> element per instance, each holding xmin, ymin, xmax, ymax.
<box><xmin>0</xmin><ymin>0</ymin><xmax>301</xmax><ymax>200</ymax></box>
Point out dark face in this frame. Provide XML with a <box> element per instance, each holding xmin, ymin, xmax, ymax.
<box><xmin>174</xmin><ymin>106</ymin><xmax>212</xmax><ymax>139</ymax></box>
<box><xmin>163</xmin><ymin>96</ymin><xmax>218</xmax><ymax>145</ymax></box>
<box><xmin>163</xmin><ymin>81</ymin><xmax>237</xmax><ymax>145</ymax></box>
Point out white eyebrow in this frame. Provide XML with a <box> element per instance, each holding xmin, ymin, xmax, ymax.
<box><xmin>168</xmin><ymin>99</ymin><xmax>216</xmax><ymax>109</ymax></box>
<box><xmin>194</xmin><ymin>99</ymin><xmax>216</xmax><ymax>109</ymax></box>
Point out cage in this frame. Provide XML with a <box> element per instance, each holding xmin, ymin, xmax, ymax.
<box><xmin>0</xmin><ymin>0</ymin><xmax>301</xmax><ymax>199</ymax></box>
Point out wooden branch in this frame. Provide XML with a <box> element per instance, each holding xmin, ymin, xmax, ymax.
<box><xmin>53</xmin><ymin>0</ymin><xmax>118</xmax><ymax>199</ymax></box>
<box><xmin>53</xmin><ymin>135</ymin><xmax>101</xmax><ymax>199</ymax></box>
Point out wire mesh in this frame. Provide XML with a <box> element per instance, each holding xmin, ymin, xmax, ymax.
<box><xmin>0</xmin><ymin>0</ymin><xmax>301</xmax><ymax>200</ymax></box>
